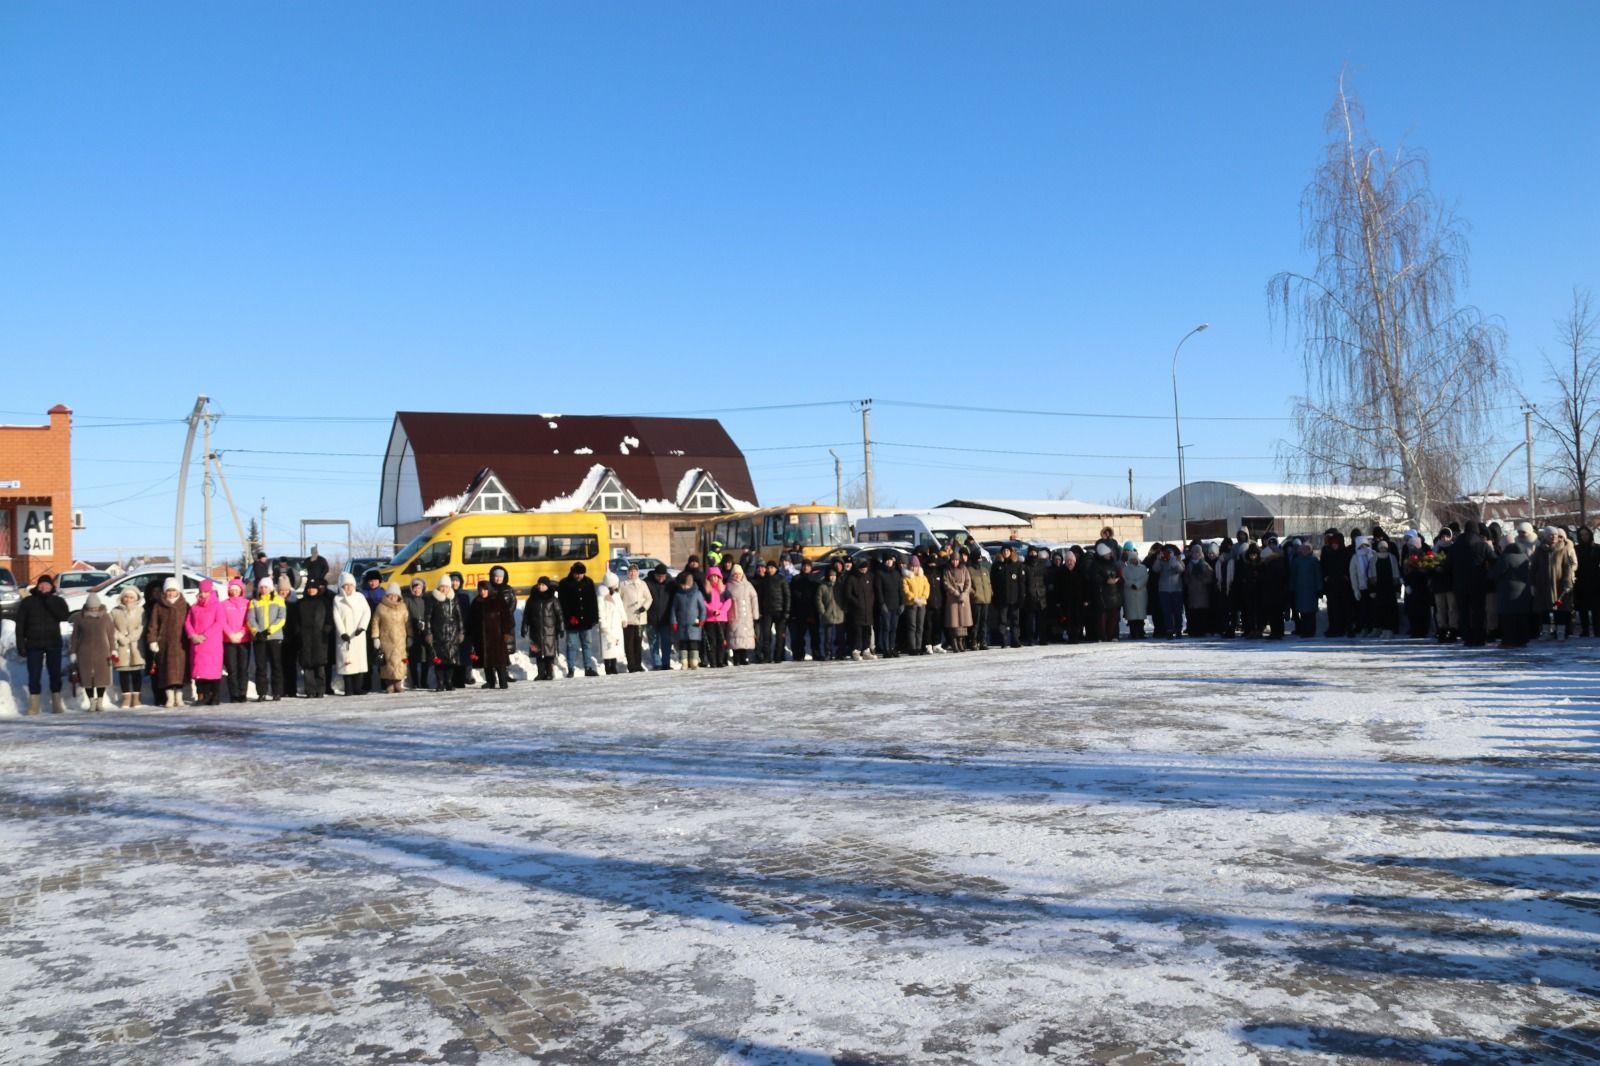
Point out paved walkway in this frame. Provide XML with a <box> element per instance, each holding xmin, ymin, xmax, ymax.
<box><xmin>2</xmin><ymin>641</ymin><xmax>1597</xmax><ymax>1064</ymax></box>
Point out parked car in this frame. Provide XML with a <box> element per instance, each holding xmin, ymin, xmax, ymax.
<box><xmin>0</xmin><ymin>567</ymin><xmax>19</xmax><ymax>620</ymax></box>
<box><xmin>609</xmin><ymin>555</ymin><xmax>675</xmax><ymax>579</ymax></box>
<box><xmin>345</xmin><ymin>557</ymin><xmax>391</xmax><ymax>581</ymax></box>
<box><xmin>59</xmin><ymin>564</ymin><xmax>208</xmax><ymax>620</ymax></box>
<box><xmin>848</xmin><ymin>543</ymin><xmax>917</xmax><ymax>569</ymax></box>
<box><xmin>54</xmin><ymin>570</ymin><xmax>111</xmax><ymax>591</ymax></box>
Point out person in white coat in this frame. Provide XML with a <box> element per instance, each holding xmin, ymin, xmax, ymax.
<box><xmin>333</xmin><ymin>572</ymin><xmax>373</xmax><ymax>695</ymax></box>
<box><xmin>1348</xmin><ymin>536</ymin><xmax>1376</xmax><ymax>636</ymax></box>
<box><xmin>617</xmin><ymin>563</ymin><xmax>652</xmax><ymax>673</ymax></box>
<box><xmin>597</xmin><ymin>576</ymin><xmax>626</xmax><ymax>675</ymax></box>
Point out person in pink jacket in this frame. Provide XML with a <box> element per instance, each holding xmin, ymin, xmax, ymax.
<box><xmin>184</xmin><ymin>579</ymin><xmax>226</xmax><ymax>705</ymax></box>
<box><xmin>702</xmin><ymin>567</ymin><xmax>732</xmax><ymax>668</ymax></box>
<box><xmin>219</xmin><ymin>577</ymin><xmax>253</xmax><ymax>702</ymax></box>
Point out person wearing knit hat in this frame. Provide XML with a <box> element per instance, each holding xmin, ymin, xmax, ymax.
<box><xmin>247</xmin><ymin>574</ymin><xmax>287</xmax><ymax>701</ymax></box>
<box><xmin>289</xmin><ymin>570</ymin><xmax>334</xmax><ymax>699</ymax></box>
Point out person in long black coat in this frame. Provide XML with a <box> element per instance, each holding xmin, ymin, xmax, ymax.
<box><xmin>1053</xmin><ymin>551</ymin><xmax>1087</xmax><ymax>644</ymax></box>
<box><xmin>471</xmin><ymin>579</ymin><xmax>514</xmax><ymax>688</ymax></box>
<box><xmin>841</xmin><ymin>558</ymin><xmax>877</xmax><ymax>658</ymax></box>
<box><xmin>1088</xmin><ymin>545</ymin><xmax>1122</xmax><ymax>642</ymax></box>
<box><xmin>521</xmin><ymin>577</ymin><xmax>564</xmax><ymax>681</ymax></box>
<box><xmin>872</xmin><ymin>556</ymin><xmax>905</xmax><ymax>658</ymax></box>
<box><xmin>292</xmin><ymin>577</ymin><xmax>335</xmax><ymax>698</ymax></box>
<box><xmin>1257</xmin><ymin>544</ymin><xmax>1288</xmax><ymax>639</ymax></box>
<box><xmin>1449</xmin><ymin>524</ymin><xmax>1494</xmax><ymax>647</ymax></box>
<box><xmin>787</xmin><ymin>561</ymin><xmax>821</xmax><ymax>662</ymax></box>
<box><xmin>1021</xmin><ymin>552</ymin><xmax>1050</xmax><ymax>645</ymax></box>
<box><xmin>1320</xmin><ymin>530</ymin><xmax>1354</xmax><ymax>637</ymax></box>
<box><xmin>424</xmin><ymin>576</ymin><xmax>465</xmax><ymax>689</ymax></box>
<box><xmin>991</xmin><ymin>548</ymin><xmax>1025</xmax><ymax>649</ymax></box>
<box><xmin>1492</xmin><ymin>538</ymin><xmax>1534</xmax><ymax>647</ymax></box>
<box><xmin>1238</xmin><ymin>545</ymin><xmax>1265</xmax><ymax>637</ymax></box>
<box><xmin>1574</xmin><ymin>525</ymin><xmax>1600</xmax><ymax>637</ymax></box>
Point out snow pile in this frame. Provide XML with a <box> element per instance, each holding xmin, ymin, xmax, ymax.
<box><xmin>573</xmin><ymin>447</ymin><xmax>594</xmax><ymax>456</ymax></box>
<box><xmin>620</xmin><ymin>435</ymin><xmax>641</xmax><ymax>456</ymax></box>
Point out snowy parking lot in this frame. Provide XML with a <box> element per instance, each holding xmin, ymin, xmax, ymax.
<box><xmin>2</xmin><ymin>640</ymin><xmax>1598</xmax><ymax>1065</ymax></box>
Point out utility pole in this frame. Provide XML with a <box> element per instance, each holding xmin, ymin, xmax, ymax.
<box><xmin>1525</xmin><ymin>405</ymin><xmax>1537</xmax><ymax>527</ymax></box>
<box><xmin>208</xmin><ymin>450</ymin><xmax>250</xmax><ymax>566</ymax></box>
<box><xmin>174</xmin><ymin>395</ymin><xmax>209</xmax><ymax>581</ymax></box>
<box><xmin>829</xmin><ymin>449</ymin><xmax>842</xmax><ymax>508</ymax></box>
<box><xmin>859</xmin><ymin>399</ymin><xmax>875</xmax><ymax>518</ymax></box>
<box><xmin>201</xmin><ymin>413</ymin><xmax>215</xmax><ymax>577</ymax></box>
<box><xmin>1128</xmin><ymin>468</ymin><xmax>1135</xmax><ymax>511</ymax></box>
<box><xmin>260</xmin><ymin>498</ymin><xmax>268</xmax><ymax>558</ymax></box>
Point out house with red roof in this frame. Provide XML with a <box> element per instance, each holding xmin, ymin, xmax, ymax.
<box><xmin>378</xmin><ymin>412</ymin><xmax>759</xmax><ymax>565</ymax></box>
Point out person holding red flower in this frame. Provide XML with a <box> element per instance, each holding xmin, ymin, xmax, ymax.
<box><xmin>424</xmin><ymin>574</ymin><xmax>465</xmax><ymax>692</ymax></box>
<box><xmin>557</xmin><ymin>562</ymin><xmax>601</xmax><ymax>678</ymax></box>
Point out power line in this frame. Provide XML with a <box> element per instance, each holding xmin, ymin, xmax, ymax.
<box><xmin>873</xmin><ymin>440</ymin><xmax>1279</xmax><ymax>461</ymax></box>
<box><xmin>875</xmin><ymin>399</ymin><xmax>1292</xmax><ymax>423</ymax></box>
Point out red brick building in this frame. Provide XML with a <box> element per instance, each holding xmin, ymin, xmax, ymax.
<box><xmin>0</xmin><ymin>405</ymin><xmax>74</xmax><ymax>585</ymax></box>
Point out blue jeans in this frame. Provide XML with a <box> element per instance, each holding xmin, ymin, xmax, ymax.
<box><xmin>565</xmin><ymin>628</ymin><xmax>598</xmax><ymax>673</ymax></box>
<box><xmin>820</xmin><ymin>624</ymin><xmax>839</xmax><ymax>660</ymax></box>
<box><xmin>877</xmin><ymin>606</ymin><xmax>900</xmax><ymax>654</ymax></box>
<box><xmin>26</xmin><ymin>645</ymin><xmax>64</xmax><ymax>694</ymax></box>
<box><xmin>649</xmin><ymin>624</ymin><xmax>675</xmax><ymax>668</ymax></box>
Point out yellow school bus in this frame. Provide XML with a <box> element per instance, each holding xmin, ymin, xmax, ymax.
<box><xmin>379</xmin><ymin>512</ymin><xmax>609</xmax><ymax>594</ymax></box>
<box><xmin>696</xmin><ymin>504</ymin><xmax>851</xmax><ymax>565</ymax></box>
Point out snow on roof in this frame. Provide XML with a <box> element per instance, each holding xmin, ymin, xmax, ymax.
<box><xmin>939</xmin><ymin>498</ymin><xmax>1146</xmax><ymax>519</ymax></box>
<box><xmin>422</xmin><ymin>492</ymin><xmax>467</xmax><ymax>518</ymax></box>
<box><xmin>673</xmin><ymin>467</ymin><xmax>706</xmax><ymax>503</ymax></box>
<box><xmin>1222</xmin><ymin>481</ymin><xmax>1398</xmax><ymax>503</ymax></box>
<box><xmin>533</xmin><ymin>464</ymin><xmax>610</xmax><ymax>512</ymax></box>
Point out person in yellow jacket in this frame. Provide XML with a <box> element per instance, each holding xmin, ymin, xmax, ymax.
<box><xmin>903</xmin><ymin>554</ymin><xmax>933</xmax><ymax>655</ymax></box>
<box><xmin>246</xmin><ymin>577</ymin><xmax>288</xmax><ymax>701</ymax></box>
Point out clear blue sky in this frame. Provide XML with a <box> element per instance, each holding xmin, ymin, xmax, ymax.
<box><xmin>3</xmin><ymin>3</ymin><xmax>1596</xmax><ymax>558</ymax></box>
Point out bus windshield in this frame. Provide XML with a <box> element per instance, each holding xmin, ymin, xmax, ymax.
<box><xmin>820</xmin><ymin>511</ymin><xmax>850</xmax><ymax>546</ymax></box>
<box><xmin>390</xmin><ymin>530</ymin><xmax>432</xmax><ymax>568</ymax></box>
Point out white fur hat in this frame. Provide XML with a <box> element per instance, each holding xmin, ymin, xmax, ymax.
<box><xmin>163</xmin><ymin>577</ymin><xmax>180</xmax><ymax>592</ymax></box>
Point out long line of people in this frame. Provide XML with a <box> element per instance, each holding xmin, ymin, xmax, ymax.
<box><xmin>11</xmin><ymin>517</ymin><xmax>1593</xmax><ymax>713</ymax></box>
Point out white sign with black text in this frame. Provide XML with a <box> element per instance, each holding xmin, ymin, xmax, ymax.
<box><xmin>19</xmin><ymin>507</ymin><xmax>53</xmax><ymax>555</ymax></box>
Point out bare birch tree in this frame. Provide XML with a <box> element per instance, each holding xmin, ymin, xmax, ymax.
<box><xmin>1530</xmin><ymin>289</ymin><xmax>1600</xmax><ymax>521</ymax></box>
<box><xmin>1269</xmin><ymin>76</ymin><xmax>1505</xmax><ymax>528</ymax></box>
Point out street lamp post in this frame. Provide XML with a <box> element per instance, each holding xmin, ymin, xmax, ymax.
<box><xmin>1171</xmin><ymin>323</ymin><xmax>1210</xmax><ymax>542</ymax></box>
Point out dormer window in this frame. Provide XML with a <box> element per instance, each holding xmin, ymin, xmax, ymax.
<box><xmin>679</xmin><ymin>470</ymin><xmax>729</xmax><ymax>513</ymax></box>
<box><xmin>588</xmin><ymin>473</ymin><xmax>640</xmax><ymax>513</ymax></box>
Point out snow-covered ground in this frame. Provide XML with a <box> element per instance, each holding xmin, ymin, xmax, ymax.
<box><xmin>1</xmin><ymin>639</ymin><xmax>1597</xmax><ymax>1065</ymax></box>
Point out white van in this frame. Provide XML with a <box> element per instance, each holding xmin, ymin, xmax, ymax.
<box><xmin>853</xmin><ymin>512</ymin><xmax>990</xmax><ymax>561</ymax></box>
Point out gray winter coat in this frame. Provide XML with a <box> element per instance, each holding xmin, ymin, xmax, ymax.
<box><xmin>1121</xmin><ymin>561</ymin><xmax>1149</xmax><ymax>621</ymax></box>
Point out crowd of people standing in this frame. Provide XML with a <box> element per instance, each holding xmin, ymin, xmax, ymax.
<box><xmin>8</xmin><ymin>517</ymin><xmax>1594</xmax><ymax>714</ymax></box>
